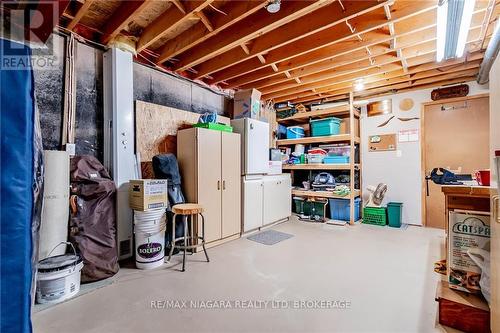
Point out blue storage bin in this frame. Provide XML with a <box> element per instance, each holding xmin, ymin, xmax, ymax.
<box><xmin>328</xmin><ymin>197</ymin><xmax>361</xmax><ymax>221</ymax></box>
<box><xmin>286</xmin><ymin>126</ymin><xmax>305</xmax><ymax>139</ymax></box>
<box><xmin>324</xmin><ymin>156</ymin><xmax>350</xmax><ymax>164</ymax></box>
<box><xmin>277</xmin><ymin>124</ymin><xmax>287</xmax><ymax>139</ymax></box>
<box><xmin>310</xmin><ymin>117</ymin><xmax>341</xmax><ymax>137</ymax></box>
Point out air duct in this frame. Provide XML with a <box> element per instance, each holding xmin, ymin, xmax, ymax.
<box><xmin>477</xmin><ymin>19</ymin><xmax>500</xmax><ymax>85</ymax></box>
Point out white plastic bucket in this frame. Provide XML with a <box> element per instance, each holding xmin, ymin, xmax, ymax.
<box><xmin>36</xmin><ymin>242</ymin><xmax>83</xmax><ymax>304</ymax></box>
<box><xmin>134</xmin><ymin>209</ymin><xmax>167</xmax><ymax>270</ymax></box>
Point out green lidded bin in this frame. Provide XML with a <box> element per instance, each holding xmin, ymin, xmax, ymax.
<box><xmin>387</xmin><ymin>202</ymin><xmax>403</xmax><ymax>228</ymax></box>
<box><xmin>293</xmin><ymin>197</ymin><xmax>327</xmax><ymax>218</ymax></box>
<box><xmin>293</xmin><ymin>197</ymin><xmax>306</xmax><ymax>214</ymax></box>
<box><xmin>193</xmin><ymin>123</ymin><xmax>233</xmax><ymax>132</ymax></box>
<box><xmin>310</xmin><ymin>117</ymin><xmax>342</xmax><ymax>137</ymax></box>
<box><xmin>363</xmin><ymin>207</ymin><xmax>387</xmax><ymax>226</ymax></box>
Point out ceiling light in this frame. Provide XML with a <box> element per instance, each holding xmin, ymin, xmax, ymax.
<box><xmin>353</xmin><ymin>100</ymin><xmax>369</xmax><ymax>106</ymax></box>
<box><xmin>436</xmin><ymin>0</ymin><xmax>448</xmax><ymax>61</ymax></box>
<box><xmin>456</xmin><ymin>0</ymin><xmax>476</xmax><ymax>57</ymax></box>
<box><xmin>266</xmin><ymin>0</ymin><xmax>281</xmax><ymax>13</ymax></box>
<box><xmin>353</xmin><ymin>79</ymin><xmax>365</xmax><ymax>91</ymax></box>
<box><xmin>436</xmin><ymin>0</ymin><xmax>476</xmax><ymax>62</ymax></box>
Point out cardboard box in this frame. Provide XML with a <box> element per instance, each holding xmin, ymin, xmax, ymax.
<box><xmin>448</xmin><ymin>212</ymin><xmax>490</xmax><ymax>293</ymax></box>
<box><xmin>267</xmin><ymin>161</ymin><xmax>282</xmax><ymax>175</ymax></box>
<box><xmin>129</xmin><ymin>179</ymin><xmax>168</xmax><ymax>211</ymax></box>
<box><xmin>233</xmin><ymin>88</ymin><xmax>262</xmax><ymax>119</ymax></box>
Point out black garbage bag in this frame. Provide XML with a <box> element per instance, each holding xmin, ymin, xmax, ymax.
<box><xmin>152</xmin><ymin>154</ymin><xmax>186</xmax><ymax>253</ymax></box>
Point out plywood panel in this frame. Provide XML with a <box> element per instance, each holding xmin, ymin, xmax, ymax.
<box><xmin>135</xmin><ymin>100</ymin><xmax>229</xmax><ymax>162</ymax></box>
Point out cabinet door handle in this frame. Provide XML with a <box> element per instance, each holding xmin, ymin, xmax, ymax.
<box><xmin>217</xmin><ymin>180</ymin><xmax>221</xmax><ymax>190</ymax></box>
<box><xmin>223</xmin><ymin>180</ymin><xmax>226</xmax><ymax>190</ymax></box>
<box><xmin>493</xmin><ymin>195</ymin><xmax>499</xmax><ymax>223</ymax></box>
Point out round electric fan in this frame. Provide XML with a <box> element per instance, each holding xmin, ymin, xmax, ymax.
<box><xmin>366</xmin><ymin>183</ymin><xmax>387</xmax><ymax>207</ymax></box>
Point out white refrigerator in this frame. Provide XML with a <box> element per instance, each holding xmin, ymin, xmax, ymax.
<box><xmin>231</xmin><ymin>118</ymin><xmax>269</xmax><ymax>175</ymax></box>
<box><xmin>231</xmin><ymin>118</ymin><xmax>291</xmax><ymax>233</ymax></box>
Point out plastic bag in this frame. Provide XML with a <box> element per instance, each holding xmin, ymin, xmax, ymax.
<box><xmin>467</xmin><ymin>248</ymin><xmax>491</xmax><ymax>304</ymax></box>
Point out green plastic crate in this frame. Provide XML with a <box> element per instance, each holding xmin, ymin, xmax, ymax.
<box><xmin>193</xmin><ymin>122</ymin><xmax>233</xmax><ymax>132</ymax></box>
<box><xmin>363</xmin><ymin>207</ymin><xmax>387</xmax><ymax>226</ymax></box>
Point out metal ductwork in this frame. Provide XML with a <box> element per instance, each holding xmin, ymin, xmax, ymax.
<box><xmin>477</xmin><ymin>19</ymin><xmax>500</xmax><ymax>85</ymax></box>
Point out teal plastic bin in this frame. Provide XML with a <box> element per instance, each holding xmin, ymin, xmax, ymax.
<box><xmin>310</xmin><ymin>117</ymin><xmax>341</xmax><ymax>137</ymax></box>
<box><xmin>387</xmin><ymin>202</ymin><xmax>403</xmax><ymax>228</ymax></box>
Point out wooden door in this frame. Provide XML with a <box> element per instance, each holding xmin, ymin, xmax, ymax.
<box><xmin>197</xmin><ymin>129</ymin><xmax>222</xmax><ymax>242</ymax></box>
<box><xmin>221</xmin><ymin>132</ymin><xmax>241</xmax><ymax>238</ymax></box>
<box><xmin>424</xmin><ymin>97</ymin><xmax>490</xmax><ymax>228</ymax></box>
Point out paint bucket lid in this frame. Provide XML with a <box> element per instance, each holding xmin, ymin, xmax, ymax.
<box><xmin>38</xmin><ymin>254</ymin><xmax>83</xmax><ymax>273</ymax></box>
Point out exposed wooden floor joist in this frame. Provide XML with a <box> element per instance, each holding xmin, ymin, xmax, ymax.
<box><xmin>57</xmin><ymin>0</ymin><xmax>499</xmax><ymax>103</ymax></box>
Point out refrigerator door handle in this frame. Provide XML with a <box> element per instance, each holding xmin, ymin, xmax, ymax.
<box><xmin>217</xmin><ymin>180</ymin><xmax>221</xmax><ymax>190</ymax></box>
<box><xmin>223</xmin><ymin>180</ymin><xmax>226</xmax><ymax>190</ymax></box>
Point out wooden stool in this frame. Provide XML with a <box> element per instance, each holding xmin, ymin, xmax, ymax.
<box><xmin>167</xmin><ymin>204</ymin><xmax>209</xmax><ymax>272</ymax></box>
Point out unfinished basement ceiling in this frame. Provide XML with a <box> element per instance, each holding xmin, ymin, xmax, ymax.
<box><xmin>60</xmin><ymin>0</ymin><xmax>500</xmax><ymax>103</ymax></box>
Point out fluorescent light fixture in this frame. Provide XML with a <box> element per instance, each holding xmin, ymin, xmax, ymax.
<box><xmin>436</xmin><ymin>0</ymin><xmax>448</xmax><ymax>62</ymax></box>
<box><xmin>456</xmin><ymin>0</ymin><xmax>476</xmax><ymax>57</ymax></box>
<box><xmin>436</xmin><ymin>0</ymin><xmax>475</xmax><ymax>61</ymax></box>
<box><xmin>353</xmin><ymin>79</ymin><xmax>365</xmax><ymax>91</ymax></box>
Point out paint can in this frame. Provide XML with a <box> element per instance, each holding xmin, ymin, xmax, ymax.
<box><xmin>36</xmin><ymin>242</ymin><xmax>83</xmax><ymax>304</ymax></box>
<box><xmin>134</xmin><ymin>209</ymin><xmax>167</xmax><ymax>270</ymax></box>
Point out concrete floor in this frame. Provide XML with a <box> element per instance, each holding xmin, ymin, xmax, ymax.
<box><xmin>33</xmin><ymin>218</ymin><xmax>449</xmax><ymax>333</ymax></box>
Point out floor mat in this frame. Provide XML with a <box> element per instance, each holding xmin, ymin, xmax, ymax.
<box><xmin>247</xmin><ymin>230</ymin><xmax>293</xmax><ymax>245</ymax></box>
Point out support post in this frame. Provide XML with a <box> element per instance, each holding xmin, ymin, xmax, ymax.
<box><xmin>103</xmin><ymin>47</ymin><xmax>137</xmax><ymax>259</ymax></box>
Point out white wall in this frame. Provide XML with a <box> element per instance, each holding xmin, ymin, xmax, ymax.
<box><xmin>361</xmin><ymin>81</ymin><xmax>489</xmax><ymax>225</ymax></box>
<box><xmin>490</xmin><ymin>55</ymin><xmax>500</xmax><ymax>188</ymax></box>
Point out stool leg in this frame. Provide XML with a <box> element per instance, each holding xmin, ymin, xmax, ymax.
<box><xmin>200</xmin><ymin>213</ymin><xmax>209</xmax><ymax>262</ymax></box>
<box><xmin>167</xmin><ymin>213</ymin><xmax>177</xmax><ymax>262</ymax></box>
<box><xmin>189</xmin><ymin>214</ymin><xmax>194</xmax><ymax>255</ymax></box>
<box><xmin>182</xmin><ymin>215</ymin><xmax>188</xmax><ymax>272</ymax></box>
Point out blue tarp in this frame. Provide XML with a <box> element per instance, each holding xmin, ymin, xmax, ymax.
<box><xmin>1</xmin><ymin>38</ymin><xmax>36</xmax><ymax>333</ymax></box>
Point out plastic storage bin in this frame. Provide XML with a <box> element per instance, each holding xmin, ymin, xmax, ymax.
<box><xmin>387</xmin><ymin>202</ymin><xmax>403</xmax><ymax>228</ymax></box>
<box><xmin>307</xmin><ymin>154</ymin><xmax>325</xmax><ymax>163</ymax></box>
<box><xmin>286</xmin><ymin>126</ymin><xmax>305</xmax><ymax>139</ymax></box>
<box><xmin>293</xmin><ymin>197</ymin><xmax>306</xmax><ymax>214</ymax></box>
<box><xmin>323</xmin><ymin>156</ymin><xmax>350</xmax><ymax>164</ymax></box>
<box><xmin>293</xmin><ymin>197</ymin><xmax>327</xmax><ymax>217</ymax></box>
<box><xmin>310</xmin><ymin>117</ymin><xmax>341</xmax><ymax>137</ymax></box>
<box><xmin>329</xmin><ymin>197</ymin><xmax>361</xmax><ymax>221</ymax></box>
<box><xmin>327</xmin><ymin>145</ymin><xmax>351</xmax><ymax>156</ymax></box>
<box><xmin>363</xmin><ymin>207</ymin><xmax>387</xmax><ymax>226</ymax></box>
